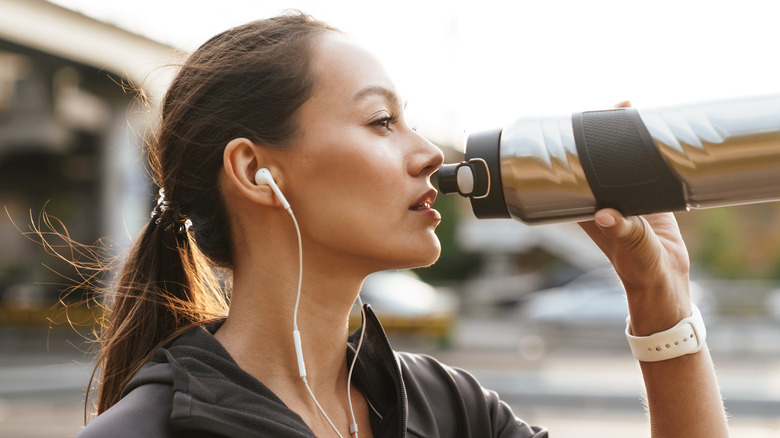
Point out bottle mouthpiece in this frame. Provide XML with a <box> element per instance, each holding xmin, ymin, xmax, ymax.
<box><xmin>437</xmin><ymin>162</ymin><xmax>478</xmax><ymax>196</ymax></box>
<box><xmin>436</xmin><ymin>163</ymin><xmax>464</xmax><ymax>195</ymax></box>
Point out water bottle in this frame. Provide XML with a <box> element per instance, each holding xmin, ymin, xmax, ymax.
<box><xmin>437</xmin><ymin>94</ymin><xmax>780</xmax><ymax>224</ymax></box>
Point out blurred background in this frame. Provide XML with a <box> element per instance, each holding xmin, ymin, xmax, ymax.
<box><xmin>1</xmin><ymin>0</ymin><xmax>780</xmax><ymax>436</ymax></box>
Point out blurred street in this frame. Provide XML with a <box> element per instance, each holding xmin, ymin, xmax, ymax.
<box><xmin>2</xmin><ymin>314</ymin><xmax>780</xmax><ymax>437</ymax></box>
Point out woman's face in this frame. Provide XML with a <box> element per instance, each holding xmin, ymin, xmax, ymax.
<box><xmin>278</xmin><ymin>31</ymin><xmax>444</xmax><ymax>274</ymax></box>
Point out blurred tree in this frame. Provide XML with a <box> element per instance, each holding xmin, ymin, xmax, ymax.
<box><xmin>677</xmin><ymin>203</ymin><xmax>780</xmax><ymax>280</ymax></box>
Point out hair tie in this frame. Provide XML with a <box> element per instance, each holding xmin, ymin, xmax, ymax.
<box><xmin>150</xmin><ymin>188</ymin><xmax>193</xmax><ymax>235</ymax></box>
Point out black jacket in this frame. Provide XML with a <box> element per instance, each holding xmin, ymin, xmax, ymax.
<box><xmin>78</xmin><ymin>306</ymin><xmax>547</xmax><ymax>437</ymax></box>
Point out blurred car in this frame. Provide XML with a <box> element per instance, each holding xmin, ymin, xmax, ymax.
<box><xmin>350</xmin><ymin>270</ymin><xmax>459</xmax><ymax>346</ymax></box>
<box><xmin>516</xmin><ymin>267</ymin><xmax>714</xmax><ymax>354</ymax></box>
<box><xmin>765</xmin><ymin>288</ymin><xmax>780</xmax><ymax>322</ymax></box>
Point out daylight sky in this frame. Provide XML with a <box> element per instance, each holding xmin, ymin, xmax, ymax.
<box><xmin>50</xmin><ymin>0</ymin><xmax>780</xmax><ymax>147</ymax></box>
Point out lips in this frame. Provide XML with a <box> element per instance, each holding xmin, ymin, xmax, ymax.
<box><xmin>410</xmin><ymin>189</ymin><xmax>437</xmax><ymax>211</ymax></box>
<box><xmin>410</xmin><ymin>200</ymin><xmax>432</xmax><ymax>210</ymax></box>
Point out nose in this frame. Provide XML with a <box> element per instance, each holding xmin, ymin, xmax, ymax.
<box><xmin>410</xmin><ymin>131</ymin><xmax>444</xmax><ymax>178</ymax></box>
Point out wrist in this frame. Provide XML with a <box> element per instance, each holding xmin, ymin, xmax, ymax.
<box><xmin>626</xmin><ymin>303</ymin><xmax>706</xmax><ymax>362</ymax></box>
<box><xmin>627</xmin><ymin>300</ymin><xmax>693</xmax><ymax>336</ymax></box>
<box><xmin>624</xmin><ymin>278</ymin><xmax>692</xmax><ymax>336</ymax></box>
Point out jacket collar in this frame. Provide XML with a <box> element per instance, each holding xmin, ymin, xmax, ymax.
<box><xmin>126</xmin><ymin>304</ymin><xmax>408</xmax><ymax>437</ymax></box>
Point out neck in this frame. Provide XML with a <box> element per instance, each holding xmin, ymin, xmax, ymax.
<box><xmin>214</xmin><ymin>210</ymin><xmax>370</xmax><ymax>430</ymax></box>
<box><xmin>210</xmin><ymin>175</ymin><xmax>389</xmax><ymax>434</ymax></box>
<box><xmin>219</xmin><ymin>256</ymin><xmax>364</xmax><ymax>388</ymax></box>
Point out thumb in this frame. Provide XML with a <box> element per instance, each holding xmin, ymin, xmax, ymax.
<box><xmin>594</xmin><ymin>208</ymin><xmax>646</xmax><ymax>244</ymax></box>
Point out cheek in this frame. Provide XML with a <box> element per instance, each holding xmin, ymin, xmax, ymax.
<box><xmin>298</xmin><ymin>144</ymin><xmax>409</xmax><ymax>242</ymax></box>
<box><xmin>303</xmin><ymin>134</ymin><xmax>402</xmax><ymax>203</ymax></box>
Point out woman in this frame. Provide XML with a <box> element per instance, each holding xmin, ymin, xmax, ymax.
<box><xmin>78</xmin><ymin>12</ymin><xmax>728</xmax><ymax>437</ymax></box>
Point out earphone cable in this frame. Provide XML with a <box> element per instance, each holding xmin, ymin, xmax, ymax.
<box><xmin>287</xmin><ymin>207</ymin><xmax>356</xmax><ymax>438</ymax></box>
<box><xmin>290</xmin><ymin>208</ymin><xmax>303</xmax><ymax>333</ymax></box>
<box><xmin>346</xmin><ymin>295</ymin><xmax>367</xmax><ymax>437</ymax></box>
<box><xmin>301</xmin><ymin>376</ymin><xmax>344</xmax><ymax>438</ymax></box>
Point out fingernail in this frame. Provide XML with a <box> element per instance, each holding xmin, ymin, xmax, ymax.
<box><xmin>596</xmin><ymin>213</ymin><xmax>616</xmax><ymax>228</ymax></box>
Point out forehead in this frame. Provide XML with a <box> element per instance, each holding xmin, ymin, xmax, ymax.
<box><xmin>307</xmin><ymin>32</ymin><xmax>397</xmax><ymax>107</ymax></box>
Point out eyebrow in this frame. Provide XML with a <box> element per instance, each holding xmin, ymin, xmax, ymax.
<box><xmin>353</xmin><ymin>85</ymin><xmax>402</xmax><ymax>107</ymax></box>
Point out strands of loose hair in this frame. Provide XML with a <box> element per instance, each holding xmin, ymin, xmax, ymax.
<box><xmin>13</xmin><ymin>206</ymin><xmax>230</xmax><ymax>420</ymax></box>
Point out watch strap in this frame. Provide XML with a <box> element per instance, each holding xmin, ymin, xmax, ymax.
<box><xmin>625</xmin><ymin>304</ymin><xmax>706</xmax><ymax>362</ymax></box>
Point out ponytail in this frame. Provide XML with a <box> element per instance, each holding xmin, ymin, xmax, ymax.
<box><xmin>91</xmin><ymin>211</ymin><xmax>228</xmax><ymax>414</ymax></box>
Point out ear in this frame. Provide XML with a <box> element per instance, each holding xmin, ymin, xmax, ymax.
<box><xmin>223</xmin><ymin>137</ymin><xmax>284</xmax><ymax>208</ymax></box>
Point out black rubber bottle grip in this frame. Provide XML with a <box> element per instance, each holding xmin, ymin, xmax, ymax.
<box><xmin>572</xmin><ymin>108</ymin><xmax>686</xmax><ymax>216</ymax></box>
<box><xmin>465</xmin><ymin>128</ymin><xmax>510</xmax><ymax>219</ymax></box>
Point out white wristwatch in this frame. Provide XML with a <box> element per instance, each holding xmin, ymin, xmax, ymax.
<box><xmin>625</xmin><ymin>304</ymin><xmax>706</xmax><ymax>362</ymax></box>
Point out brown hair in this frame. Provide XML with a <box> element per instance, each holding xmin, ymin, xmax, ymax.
<box><xmin>91</xmin><ymin>12</ymin><xmax>337</xmax><ymax>414</ymax></box>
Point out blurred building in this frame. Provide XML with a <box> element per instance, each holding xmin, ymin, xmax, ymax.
<box><xmin>0</xmin><ymin>0</ymin><xmax>176</xmax><ymax>309</ymax></box>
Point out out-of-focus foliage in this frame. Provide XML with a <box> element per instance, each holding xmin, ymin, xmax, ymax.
<box><xmin>677</xmin><ymin>203</ymin><xmax>780</xmax><ymax>280</ymax></box>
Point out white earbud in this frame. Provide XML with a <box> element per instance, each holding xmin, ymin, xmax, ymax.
<box><xmin>254</xmin><ymin>168</ymin><xmax>290</xmax><ymax>210</ymax></box>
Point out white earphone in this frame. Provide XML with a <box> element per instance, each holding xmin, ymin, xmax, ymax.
<box><xmin>253</xmin><ymin>167</ymin><xmax>364</xmax><ymax>438</ymax></box>
<box><xmin>254</xmin><ymin>168</ymin><xmax>290</xmax><ymax>210</ymax></box>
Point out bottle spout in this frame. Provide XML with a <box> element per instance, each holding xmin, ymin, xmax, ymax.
<box><xmin>436</xmin><ymin>162</ymin><xmax>471</xmax><ymax>196</ymax></box>
<box><xmin>436</xmin><ymin>161</ymin><xmax>483</xmax><ymax>197</ymax></box>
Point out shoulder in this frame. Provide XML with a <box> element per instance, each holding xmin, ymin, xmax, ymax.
<box><xmin>77</xmin><ymin>382</ymin><xmax>175</xmax><ymax>438</ymax></box>
<box><xmin>395</xmin><ymin>352</ymin><xmax>548</xmax><ymax>438</ymax></box>
<box><xmin>396</xmin><ymin>351</ymin><xmax>483</xmax><ymax>397</ymax></box>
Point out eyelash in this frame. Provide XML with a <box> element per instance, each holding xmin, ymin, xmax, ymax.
<box><xmin>371</xmin><ymin>114</ymin><xmax>399</xmax><ymax>132</ymax></box>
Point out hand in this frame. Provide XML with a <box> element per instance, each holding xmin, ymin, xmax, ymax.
<box><xmin>579</xmin><ymin>209</ymin><xmax>692</xmax><ymax>335</ymax></box>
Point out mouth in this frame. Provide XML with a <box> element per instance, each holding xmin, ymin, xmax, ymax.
<box><xmin>410</xmin><ymin>201</ymin><xmax>433</xmax><ymax>210</ymax></box>
<box><xmin>409</xmin><ymin>189</ymin><xmax>438</xmax><ymax>211</ymax></box>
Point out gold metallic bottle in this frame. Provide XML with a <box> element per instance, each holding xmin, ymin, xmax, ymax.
<box><xmin>437</xmin><ymin>94</ymin><xmax>780</xmax><ymax>224</ymax></box>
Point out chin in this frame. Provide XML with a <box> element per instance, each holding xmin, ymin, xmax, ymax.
<box><xmin>371</xmin><ymin>249</ymin><xmax>438</xmax><ymax>273</ymax></box>
<box><xmin>421</xmin><ymin>244</ymin><xmax>442</xmax><ymax>267</ymax></box>
<box><xmin>402</xmin><ymin>242</ymin><xmax>442</xmax><ymax>270</ymax></box>
<box><xmin>367</xmin><ymin>235</ymin><xmax>441</xmax><ymax>271</ymax></box>
<box><xmin>414</xmin><ymin>256</ymin><xmax>440</xmax><ymax>269</ymax></box>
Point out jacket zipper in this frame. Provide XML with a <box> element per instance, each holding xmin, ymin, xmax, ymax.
<box><xmin>365</xmin><ymin>305</ymin><xmax>407</xmax><ymax>438</ymax></box>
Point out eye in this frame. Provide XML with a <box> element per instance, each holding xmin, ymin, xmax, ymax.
<box><xmin>370</xmin><ymin>114</ymin><xmax>399</xmax><ymax>132</ymax></box>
